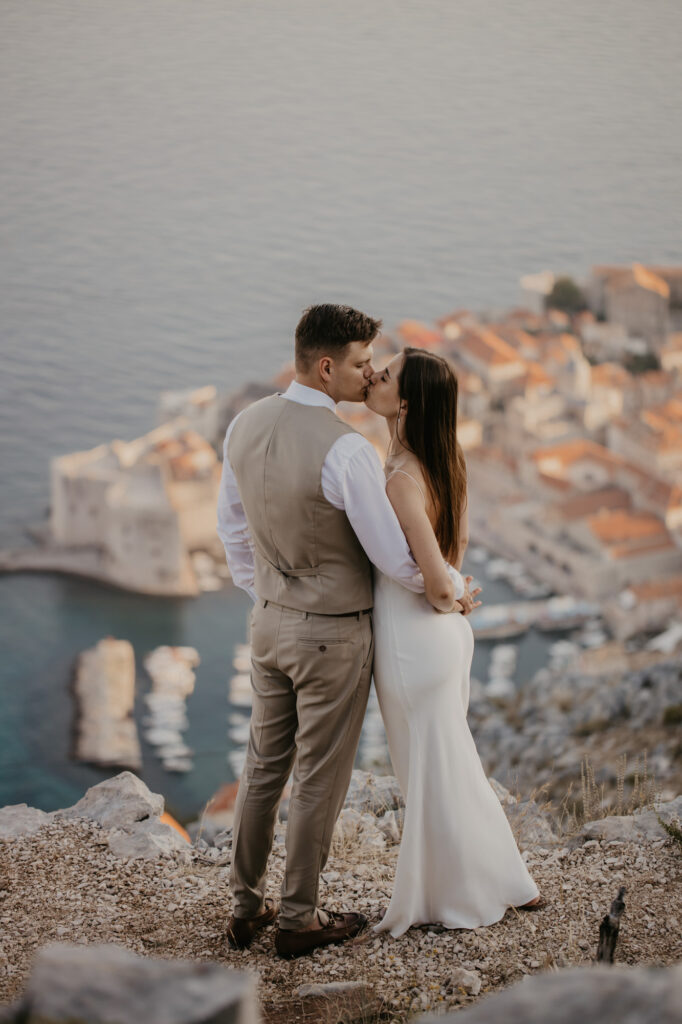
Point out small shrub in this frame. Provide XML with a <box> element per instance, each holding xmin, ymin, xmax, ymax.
<box><xmin>574</xmin><ymin>718</ymin><xmax>609</xmax><ymax>737</ymax></box>
<box><xmin>663</xmin><ymin>704</ymin><xmax>682</xmax><ymax>726</ymax></box>
<box><xmin>657</xmin><ymin>814</ymin><xmax>682</xmax><ymax>850</ymax></box>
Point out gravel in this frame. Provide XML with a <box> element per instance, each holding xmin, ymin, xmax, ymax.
<box><xmin>1</xmin><ymin>816</ymin><xmax>680</xmax><ymax>1022</ymax></box>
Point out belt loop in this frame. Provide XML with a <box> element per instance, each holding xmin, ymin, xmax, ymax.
<box><xmin>263</xmin><ymin>600</ymin><xmax>268</xmax><ymax>608</ymax></box>
<box><xmin>303</xmin><ymin>610</ymin><xmax>309</xmax><ymax>619</ymax></box>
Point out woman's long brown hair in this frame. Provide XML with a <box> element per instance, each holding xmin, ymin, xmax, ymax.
<box><xmin>398</xmin><ymin>347</ymin><xmax>467</xmax><ymax>564</ymax></box>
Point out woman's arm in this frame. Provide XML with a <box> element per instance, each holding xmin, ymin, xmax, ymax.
<box><xmin>385</xmin><ymin>473</ymin><xmax>461</xmax><ymax>613</ymax></box>
<box><xmin>453</xmin><ymin>495</ymin><xmax>469</xmax><ymax>572</ymax></box>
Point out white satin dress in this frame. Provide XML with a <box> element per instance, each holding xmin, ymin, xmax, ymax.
<box><xmin>373</xmin><ymin>476</ymin><xmax>539</xmax><ymax>937</ymax></box>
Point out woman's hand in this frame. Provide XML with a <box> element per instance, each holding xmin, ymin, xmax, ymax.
<box><xmin>457</xmin><ymin>576</ymin><xmax>482</xmax><ymax>615</ymax></box>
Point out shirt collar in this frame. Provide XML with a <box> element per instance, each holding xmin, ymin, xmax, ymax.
<box><xmin>283</xmin><ymin>379</ymin><xmax>337</xmax><ymax>413</ymax></box>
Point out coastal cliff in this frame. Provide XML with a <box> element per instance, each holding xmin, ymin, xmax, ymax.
<box><xmin>1</xmin><ymin>771</ymin><xmax>680</xmax><ymax>1023</ymax></box>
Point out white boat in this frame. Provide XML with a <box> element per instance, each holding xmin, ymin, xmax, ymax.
<box><xmin>229</xmin><ymin>672</ymin><xmax>253</xmax><ymax>707</ymax></box>
<box><xmin>228</xmin><ymin>749</ymin><xmax>247</xmax><ymax>777</ymax></box>
<box><xmin>490</xmin><ymin>644</ymin><xmax>517</xmax><ymax>671</ymax></box>
<box><xmin>486</xmin><ymin>676</ymin><xmax>515</xmax><ymax>699</ymax></box>
<box><xmin>162</xmin><ymin>757</ymin><xmax>194</xmax><ymax>774</ymax></box>
<box><xmin>486</xmin><ymin>558</ymin><xmax>512</xmax><ymax>580</ymax></box>
<box><xmin>157</xmin><ymin>741</ymin><xmax>193</xmax><ymax>759</ymax></box>
<box><xmin>144</xmin><ymin>726</ymin><xmax>184</xmax><ymax>747</ymax></box>
<box><xmin>228</xmin><ymin>721</ymin><xmax>252</xmax><ymax>746</ymax></box>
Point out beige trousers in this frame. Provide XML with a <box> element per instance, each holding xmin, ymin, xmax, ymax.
<box><xmin>229</xmin><ymin>599</ymin><xmax>373</xmax><ymax>930</ymax></box>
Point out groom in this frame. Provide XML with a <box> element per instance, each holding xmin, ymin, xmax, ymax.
<box><xmin>216</xmin><ymin>304</ymin><xmax>466</xmax><ymax>958</ymax></box>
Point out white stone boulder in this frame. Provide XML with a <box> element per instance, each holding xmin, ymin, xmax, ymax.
<box><xmin>446</xmin><ymin>967</ymin><xmax>481</xmax><ymax>996</ymax></box>
<box><xmin>0</xmin><ymin>805</ymin><xmax>53</xmax><ymax>840</ymax></box>
<box><xmin>334</xmin><ymin>808</ymin><xmax>386</xmax><ymax>852</ymax></box>
<box><xmin>108</xmin><ymin>818</ymin><xmax>191</xmax><ymax>861</ymax></box>
<box><xmin>344</xmin><ymin>770</ymin><xmax>404</xmax><ymax>815</ymax></box>
<box><xmin>9</xmin><ymin>942</ymin><xmax>258</xmax><ymax>1024</ymax></box>
<box><xmin>57</xmin><ymin>771</ymin><xmax>164</xmax><ymax>829</ymax></box>
<box><xmin>488</xmin><ymin>777</ymin><xmax>517</xmax><ymax>805</ymax></box>
<box><xmin>577</xmin><ymin>796</ymin><xmax>682</xmax><ymax>845</ymax></box>
<box><xmin>417</xmin><ymin>963</ymin><xmax>682</xmax><ymax>1023</ymax></box>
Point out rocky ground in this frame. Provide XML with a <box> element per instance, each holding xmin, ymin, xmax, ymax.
<box><xmin>468</xmin><ymin>654</ymin><xmax>682</xmax><ymax>813</ymax></box>
<box><xmin>1</xmin><ymin>774</ymin><xmax>680</xmax><ymax>1023</ymax></box>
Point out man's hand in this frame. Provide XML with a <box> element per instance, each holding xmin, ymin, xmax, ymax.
<box><xmin>457</xmin><ymin>575</ymin><xmax>482</xmax><ymax>615</ymax></box>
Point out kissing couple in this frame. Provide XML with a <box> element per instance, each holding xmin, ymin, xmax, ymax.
<box><xmin>217</xmin><ymin>303</ymin><xmax>541</xmax><ymax>959</ymax></box>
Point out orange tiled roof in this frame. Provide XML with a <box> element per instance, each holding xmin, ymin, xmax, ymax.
<box><xmin>628</xmin><ymin>576</ymin><xmax>682</xmax><ymax>601</ymax></box>
<box><xmin>606</xmin><ymin>263</ymin><xmax>670</xmax><ymax>299</ymax></box>
<box><xmin>396</xmin><ymin>320</ymin><xmax>443</xmax><ymax>349</ymax></box>
<box><xmin>591</xmin><ymin>363</ymin><xmax>634</xmax><ymax>389</ymax></box>
<box><xmin>436</xmin><ymin>309</ymin><xmax>477</xmax><ymax>328</ymax></box>
<box><xmin>609</xmin><ymin>538</ymin><xmax>676</xmax><ymax>560</ymax></box>
<box><xmin>532</xmin><ymin>438</ymin><xmax>621</xmax><ymax>470</ymax></box>
<box><xmin>587</xmin><ymin>508</ymin><xmax>669</xmax><ymax>544</ymax></box>
<box><xmin>524</xmin><ymin>362</ymin><xmax>555</xmax><ymax>388</ymax></box>
<box><xmin>553</xmin><ymin>487</ymin><xmax>631</xmax><ymax>521</ymax></box>
<box><xmin>537</xmin><ymin>472</ymin><xmax>574</xmax><ymax>492</ymax></box>
<box><xmin>459</xmin><ymin>328</ymin><xmax>525</xmax><ymax>368</ymax></box>
<box><xmin>639</xmin><ymin>370</ymin><xmax>672</xmax><ymax>389</ymax></box>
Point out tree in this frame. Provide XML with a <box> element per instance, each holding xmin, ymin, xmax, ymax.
<box><xmin>546</xmin><ymin>276</ymin><xmax>587</xmax><ymax>314</ymax></box>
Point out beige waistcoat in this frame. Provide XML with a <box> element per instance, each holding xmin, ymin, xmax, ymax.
<box><xmin>228</xmin><ymin>395</ymin><xmax>373</xmax><ymax>614</ymax></box>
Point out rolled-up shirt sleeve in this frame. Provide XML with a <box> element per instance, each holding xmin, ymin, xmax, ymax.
<box><xmin>216</xmin><ymin>419</ymin><xmax>258</xmax><ymax>603</ymax></box>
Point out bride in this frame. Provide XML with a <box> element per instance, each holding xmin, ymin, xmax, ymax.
<box><xmin>365</xmin><ymin>346</ymin><xmax>541</xmax><ymax>937</ymax></box>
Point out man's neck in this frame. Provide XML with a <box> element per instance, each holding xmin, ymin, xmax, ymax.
<box><xmin>294</xmin><ymin>375</ymin><xmax>327</xmax><ymax>395</ymax></box>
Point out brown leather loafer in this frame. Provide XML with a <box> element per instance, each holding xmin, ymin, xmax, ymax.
<box><xmin>275</xmin><ymin>910</ymin><xmax>368</xmax><ymax>959</ymax></box>
<box><xmin>226</xmin><ymin>899</ymin><xmax>278</xmax><ymax>950</ymax></box>
<box><xmin>517</xmin><ymin>895</ymin><xmax>546</xmax><ymax>912</ymax></box>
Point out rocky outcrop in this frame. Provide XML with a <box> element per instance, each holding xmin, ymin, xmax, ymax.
<box><xmin>0</xmin><ymin>805</ymin><xmax>53</xmax><ymax>840</ymax></box>
<box><xmin>1</xmin><ymin>942</ymin><xmax>257</xmax><ymax>1024</ymax></box>
<box><xmin>469</xmin><ymin>657</ymin><xmax>682</xmax><ymax>804</ymax></box>
<box><xmin>2</xmin><ymin>772</ymin><xmax>192</xmax><ymax>861</ymax></box>
<box><xmin>1</xmin><ymin>771</ymin><xmax>680</xmax><ymax>1022</ymax></box>
<box><xmin>575</xmin><ymin>796</ymin><xmax>682</xmax><ymax>845</ymax></box>
<box><xmin>57</xmin><ymin>771</ymin><xmax>163</xmax><ymax>829</ymax></box>
<box><xmin>418</xmin><ymin>963</ymin><xmax>682</xmax><ymax>1024</ymax></box>
<box><xmin>344</xmin><ymin>769</ymin><xmax>404</xmax><ymax>814</ymax></box>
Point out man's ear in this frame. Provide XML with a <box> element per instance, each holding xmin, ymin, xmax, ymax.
<box><xmin>318</xmin><ymin>355</ymin><xmax>333</xmax><ymax>382</ymax></box>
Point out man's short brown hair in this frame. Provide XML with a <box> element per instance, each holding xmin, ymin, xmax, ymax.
<box><xmin>295</xmin><ymin>304</ymin><xmax>382</xmax><ymax>373</ymax></box>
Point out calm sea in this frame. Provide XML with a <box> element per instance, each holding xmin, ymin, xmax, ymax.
<box><xmin>1</xmin><ymin>0</ymin><xmax>680</xmax><ymax>819</ymax></box>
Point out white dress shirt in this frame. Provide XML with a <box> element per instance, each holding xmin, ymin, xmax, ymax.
<box><xmin>216</xmin><ymin>380</ymin><xmax>464</xmax><ymax>605</ymax></box>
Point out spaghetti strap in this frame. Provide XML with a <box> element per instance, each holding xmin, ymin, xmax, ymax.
<box><xmin>387</xmin><ymin>469</ymin><xmax>426</xmax><ymax>503</ymax></box>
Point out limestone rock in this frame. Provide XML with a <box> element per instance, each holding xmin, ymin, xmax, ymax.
<box><xmin>446</xmin><ymin>968</ymin><xmax>481</xmax><ymax>996</ymax></box>
<box><xmin>0</xmin><ymin>804</ymin><xmax>52</xmax><ymax>840</ymax></box>
<box><xmin>292</xmin><ymin>980</ymin><xmax>379</xmax><ymax>1022</ymax></box>
<box><xmin>376</xmin><ymin>808</ymin><xmax>403</xmax><ymax>844</ymax></box>
<box><xmin>417</xmin><ymin>963</ymin><xmax>682</xmax><ymax>1023</ymax></box>
<box><xmin>577</xmin><ymin>796</ymin><xmax>682</xmax><ymax>845</ymax></box>
<box><xmin>108</xmin><ymin>818</ymin><xmax>191</xmax><ymax>861</ymax></box>
<box><xmin>334</xmin><ymin>808</ymin><xmax>386</xmax><ymax>852</ymax></box>
<box><xmin>488</xmin><ymin>778</ymin><xmax>517</xmax><ymax>805</ymax></box>
<box><xmin>344</xmin><ymin>770</ymin><xmax>404</xmax><ymax>815</ymax></box>
<box><xmin>506</xmin><ymin>799</ymin><xmax>558</xmax><ymax>849</ymax></box>
<box><xmin>12</xmin><ymin>942</ymin><xmax>257</xmax><ymax>1024</ymax></box>
<box><xmin>295</xmin><ymin>981</ymin><xmax>369</xmax><ymax>998</ymax></box>
<box><xmin>57</xmin><ymin>772</ymin><xmax>164</xmax><ymax>829</ymax></box>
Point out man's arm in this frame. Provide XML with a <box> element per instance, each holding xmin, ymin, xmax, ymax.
<box><xmin>324</xmin><ymin>436</ymin><xmax>465</xmax><ymax>598</ymax></box>
<box><xmin>216</xmin><ymin>419</ymin><xmax>258</xmax><ymax>603</ymax></box>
